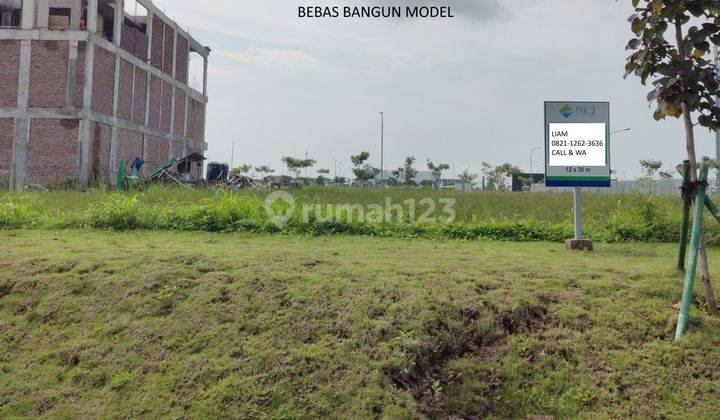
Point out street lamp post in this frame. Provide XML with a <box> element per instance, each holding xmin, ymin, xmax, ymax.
<box><xmin>379</xmin><ymin>112</ymin><xmax>384</xmax><ymax>185</ymax></box>
<box><xmin>230</xmin><ymin>141</ymin><xmax>237</xmax><ymax>170</ymax></box>
<box><xmin>610</xmin><ymin>128</ymin><xmax>631</xmax><ymax>136</ymax></box>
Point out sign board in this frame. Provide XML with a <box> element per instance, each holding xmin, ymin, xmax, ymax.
<box><xmin>544</xmin><ymin>102</ymin><xmax>610</xmax><ymax>188</ymax></box>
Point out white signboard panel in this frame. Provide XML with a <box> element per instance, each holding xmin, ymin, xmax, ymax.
<box><xmin>548</xmin><ymin>123</ymin><xmax>607</xmax><ymax>167</ymax></box>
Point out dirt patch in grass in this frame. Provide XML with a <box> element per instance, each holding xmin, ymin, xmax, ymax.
<box><xmin>388</xmin><ymin>299</ymin><xmax>551</xmax><ymax>416</ymax></box>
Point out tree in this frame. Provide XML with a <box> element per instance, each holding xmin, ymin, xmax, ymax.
<box><xmin>427</xmin><ymin>159</ymin><xmax>450</xmax><ymax>188</ymax></box>
<box><xmin>230</xmin><ymin>163</ymin><xmax>252</xmax><ymax>177</ymax></box>
<box><xmin>350</xmin><ymin>152</ymin><xmax>380</xmax><ymax>184</ymax></box>
<box><xmin>481</xmin><ymin>162</ymin><xmax>521</xmax><ymax>191</ymax></box>
<box><xmin>316</xmin><ymin>168</ymin><xmax>330</xmax><ymax>186</ymax></box>
<box><xmin>624</xmin><ymin>0</ymin><xmax>720</xmax><ymax>315</ymax></box>
<box><xmin>392</xmin><ymin>157</ymin><xmax>418</xmax><ymax>186</ymax></box>
<box><xmin>254</xmin><ymin>165</ymin><xmax>275</xmax><ymax>179</ymax></box>
<box><xmin>639</xmin><ymin>159</ymin><xmax>663</xmax><ymax>193</ymax></box>
<box><xmin>333</xmin><ymin>176</ymin><xmax>347</xmax><ymax>186</ymax></box>
<box><xmin>459</xmin><ymin>170</ymin><xmax>477</xmax><ymax>186</ymax></box>
<box><xmin>640</xmin><ymin>159</ymin><xmax>662</xmax><ymax>179</ymax></box>
<box><xmin>281</xmin><ymin>156</ymin><xmax>316</xmax><ymax>179</ymax></box>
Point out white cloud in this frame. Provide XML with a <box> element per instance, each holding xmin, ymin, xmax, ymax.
<box><xmin>214</xmin><ymin>48</ymin><xmax>325</xmax><ymax>72</ymax></box>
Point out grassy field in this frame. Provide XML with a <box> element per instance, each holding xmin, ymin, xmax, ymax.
<box><xmin>0</xmin><ymin>185</ymin><xmax>681</xmax><ymax>223</ymax></box>
<box><xmin>0</xmin><ymin>186</ymin><xmax>704</xmax><ymax>243</ymax></box>
<box><xmin>2</xmin><ymin>230</ymin><xmax>720</xmax><ymax>417</ymax></box>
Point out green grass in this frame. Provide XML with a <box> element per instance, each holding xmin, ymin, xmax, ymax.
<box><xmin>0</xmin><ymin>185</ymin><xmax>702</xmax><ymax>243</ymax></box>
<box><xmin>0</xmin><ymin>185</ymin><xmax>682</xmax><ymax>223</ymax></box>
<box><xmin>2</xmin><ymin>230</ymin><xmax>720</xmax><ymax>417</ymax></box>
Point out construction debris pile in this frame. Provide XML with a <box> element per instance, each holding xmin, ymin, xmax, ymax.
<box><xmin>225</xmin><ymin>175</ymin><xmax>261</xmax><ymax>189</ymax></box>
<box><xmin>115</xmin><ymin>154</ymin><xmax>265</xmax><ymax>190</ymax></box>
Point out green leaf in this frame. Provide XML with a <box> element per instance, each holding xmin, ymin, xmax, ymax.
<box><xmin>632</xmin><ymin>17</ymin><xmax>646</xmax><ymax>34</ymax></box>
<box><xmin>682</xmin><ymin>40</ymin><xmax>695</xmax><ymax>55</ymax></box>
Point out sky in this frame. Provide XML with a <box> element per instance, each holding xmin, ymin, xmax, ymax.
<box><xmin>145</xmin><ymin>0</ymin><xmax>720</xmax><ymax>180</ymax></box>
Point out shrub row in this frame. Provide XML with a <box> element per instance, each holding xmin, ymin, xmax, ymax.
<box><xmin>0</xmin><ymin>191</ymin><xmax>710</xmax><ymax>244</ymax></box>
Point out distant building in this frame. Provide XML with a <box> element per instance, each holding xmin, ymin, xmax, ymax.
<box><xmin>1</xmin><ymin>0</ymin><xmax>210</xmax><ymax>189</ymax></box>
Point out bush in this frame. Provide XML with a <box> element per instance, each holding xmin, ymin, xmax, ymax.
<box><xmin>0</xmin><ymin>202</ymin><xmax>39</xmax><ymax>229</ymax></box>
<box><xmin>0</xmin><ymin>187</ymin><xmax>709</xmax><ymax>244</ymax></box>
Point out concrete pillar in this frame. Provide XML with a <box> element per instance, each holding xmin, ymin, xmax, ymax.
<box><xmin>70</xmin><ymin>0</ymin><xmax>82</xmax><ymax>30</ymax></box>
<box><xmin>169</xmin><ymin>32</ymin><xmax>177</xmax><ymax>139</ymax></box>
<box><xmin>21</xmin><ymin>0</ymin><xmax>35</xmax><ymax>30</ymax></box>
<box><xmin>11</xmin><ymin>119</ymin><xmax>29</xmax><ymax>190</ymax></box>
<box><xmin>183</xmin><ymin>91</ymin><xmax>188</xmax><ymax>137</ymax></box>
<box><xmin>78</xmin><ymin>0</ymin><xmax>98</xmax><ymax>188</ymax></box>
<box><xmin>86</xmin><ymin>0</ymin><xmax>98</xmax><ymax>33</ymax></box>
<box><xmin>143</xmin><ymin>10</ymin><xmax>154</xmax><ymax>168</ymax></box>
<box><xmin>109</xmin><ymin>0</ymin><xmax>124</xmax><ymax>180</ymax></box>
<box><xmin>130</xmin><ymin>64</ymin><xmax>136</xmax><ymax>119</ymax></box>
<box><xmin>113</xmin><ymin>0</ymin><xmax>124</xmax><ymax>45</ymax></box>
<box><xmin>11</xmin><ymin>39</ymin><xmax>32</xmax><ymax>190</ymax></box>
<box><xmin>202</xmin><ymin>56</ymin><xmax>208</xmax><ymax>96</ymax></box>
<box><xmin>37</xmin><ymin>0</ymin><xmax>49</xmax><ymax>29</ymax></box>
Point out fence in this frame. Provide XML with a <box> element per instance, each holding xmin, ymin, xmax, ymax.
<box><xmin>532</xmin><ymin>179</ymin><xmax>688</xmax><ymax>197</ymax></box>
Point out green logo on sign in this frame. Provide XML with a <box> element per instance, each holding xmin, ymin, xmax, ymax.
<box><xmin>560</xmin><ymin>104</ymin><xmax>573</xmax><ymax>119</ymax></box>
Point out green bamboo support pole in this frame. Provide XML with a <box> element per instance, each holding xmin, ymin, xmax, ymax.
<box><xmin>705</xmin><ymin>197</ymin><xmax>720</xmax><ymax>224</ymax></box>
<box><xmin>678</xmin><ymin>160</ymin><xmax>692</xmax><ymax>271</ymax></box>
<box><xmin>675</xmin><ymin>157</ymin><xmax>711</xmax><ymax>340</ymax></box>
<box><xmin>116</xmin><ymin>160</ymin><xmax>126</xmax><ymax>191</ymax></box>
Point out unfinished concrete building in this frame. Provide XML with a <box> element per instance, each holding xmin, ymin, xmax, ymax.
<box><xmin>0</xmin><ymin>0</ymin><xmax>210</xmax><ymax>189</ymax></box>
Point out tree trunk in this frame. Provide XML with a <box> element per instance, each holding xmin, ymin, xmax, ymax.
<box><xmin>676</xmin><ymin>20</ymin><xmax>719</xmax><ymax>316</ymax></box>
<box><xmin>700</xmin><ymin>233</ymin><xmax>720</xmax><ymax>315</ymax></box>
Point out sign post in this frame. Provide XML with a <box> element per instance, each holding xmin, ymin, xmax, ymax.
<box><xmin>544</xmin><ymin>101</ymin><xmax>611</xmax><ymax>251</ymax></box>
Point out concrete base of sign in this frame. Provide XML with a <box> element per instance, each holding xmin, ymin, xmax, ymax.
<box><xmin>566</xmin><ymin>239</ymin><xmax>593</xmax><ymax>251</ymax></box>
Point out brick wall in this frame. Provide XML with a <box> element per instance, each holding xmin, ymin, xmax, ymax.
<box><xmin>75</xmin><ymin>42</ymin><xmax>86</xmax><ymax>107</ymax></box>
<box><xmin>134</xmin><ymin>31</ymin><xmax>148</xmax><ymax>62</ymax></box>
<box><xmin>116</xmin><ymin>128</ymin><xmax>144</xmax><ymax>169</ymax></box>
<box><xmin>185</xmin><ymin>100</ymin><xmax>205</xmax><ymax>141</ymax></box>
<box><xmin>151</xmin><ymin>15</ymin><xmax>163</xmax><ymax>69</ymax></box>
<box><xmin>0</xmin><ymin>41</ymin><xmax>20</xmax><ymax>108</ymax></box>
<box><xmin>145</xmin><ymin>135</ymin><xmax>160</xmax><ymax>172</ymax></box>
<box><xmin>29</xmin><ymin>41</ymin><xmax>68</xmax><ymax>108</ymax></box>
<box><xmin>186</xmin><ymin>99</ymin><xmax>196</xmax><ymax>141</ymax></box>
<box><xmin>120</xmin><ymin>24</ymin><xmax>135</xmax><ymax>58</ymax></box>
<box><xmin>0</xmin><ymin>119</ymin><xmax>13</xmax><ymax>188</ymax></box>
<box><xmin>169</xmin><ymin>140</ymin><xmax>183</xmax><ymax>159</ymax></box>
<box><xmin>117</xmin><ymin>59</ymin><xmax>133</xmax><ymax>120</ymax></box>
<box><xmin>173</xmin><ymin>88</ymin><xmax>185</xmax><ymax>135</ymax></box>
<box><xmin>88</xmin><ymin>121</ymin><xmax>111</xmax><ymax>183</ymax></box>
<box><xmin>162</xmin><ymin>23</ymin><xmax>174</xmax><ymax>75</ymax></box>
<box><xmin>26</xmin><ymin>119</ymin><xmax>79</xmax><ymax>186</ymax></box>
<box><xmin>158</xmin><ymin>136</ymin><xmax>169</xmax><ymax>163</ymax></box>
<box><xmin>196</xmin><ymin>102</ymin><xmax>205</xmax><ymax>141</ymax></box>
<box><xmin>121</xmin><ymin>24</ymin><xmax>148</xmax><ymax>61</ymax></box>
<box><xmin>132</xmin><ymin>67</ymin><xmax>147</xmax><ymax>125</ymax></box>
<box><xmin>148</xmin><ymin>75</ymin><xmax>161</xmax><ymax>129</ymax></box>
<box><xmin>91</xmin><ymin>46</ymin><xmax>115</xmax><ymax>115</ymax></box>
<box><xmin>160</xmin><ymin>80</ymin><xmax>172</xmax><ymax>132</ymax></box>
<box><xmin>175</xmin><ymin>36</ymin><xmax>188</xmax><ymax>84</ymax></box>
